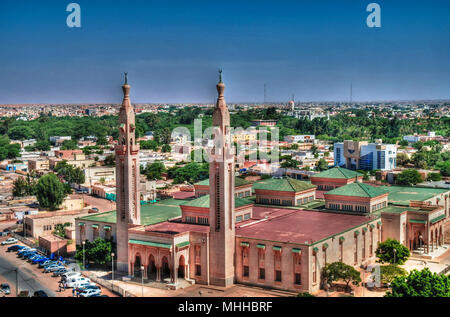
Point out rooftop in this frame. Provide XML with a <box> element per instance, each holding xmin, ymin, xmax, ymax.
<box><xmin>181</xmin><ymin>194</ymin><xmax>253</xmax><ymax>209</ymax></box>
<box><xmin>311</xmin><ymin>167</ymin><xmax>363</xmax><ymax>179</ymax></box>
<box><xmin>252</xmin><ymin>177</ymin><xmax>316</xmax><ymax>192</ymax></box>
<box><xmin>195</xmin><ymin>177</ymin><xmax>252</xmax><ymax>187</ymax></box>
<box><xmin>324</xmin><ymin>182</ymin><xmax>389</xmax><ymax>198</ymax></box>
<box><xmin>380</xmin><ymin>186</ymin><xmax>449</xmax><ymax>206</ymax></box>
<box><xmin>144</xmin><ymin>221</ymin><xmax>210</xmax><ymax>235</ymax></box>
<box><xmin>236</xmin><ymin>207</ymin><xmax>373</xmax><ymax>245</ymax></box>
<box><xmin>78</xmin><ymin>198</ymin><xmax>187</xmax><ymax>225</ymax></box>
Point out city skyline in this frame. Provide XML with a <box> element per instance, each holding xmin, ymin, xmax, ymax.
<box><xmin>1</xmin><ymin>0</ymin><xmax>450</xmax><ymax>104</ymax></box>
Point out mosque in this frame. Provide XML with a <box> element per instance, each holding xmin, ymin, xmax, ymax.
<box><xmin>75</xmin><ymin>73</ymin><xmax>449</xmax><ymax>293</ymax></box>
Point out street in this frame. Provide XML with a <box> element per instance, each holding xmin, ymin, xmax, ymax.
<box><xmin>0</xmin><ymin>237</ymin><xmax>117</xmax><ymax>297</ymax></box>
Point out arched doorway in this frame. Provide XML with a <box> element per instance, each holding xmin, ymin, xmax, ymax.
<box><xmin>178</xmin><ymin>255</ymin><xmax>185</xmax><ymax>278</ymax></box>
<box><xmin>134</xmin><ymin>253</ymin><xmax>142</xmax><ymax>277</ymax></box>
<box><xmin>147</xmin><ymin>254</ymin><xmax>156</xmax><ymax>280</ymax></box>
<box><xmin>161</xmin><ymin>256</ymin><xmax>170</xmax><ymax>280</ymax></box>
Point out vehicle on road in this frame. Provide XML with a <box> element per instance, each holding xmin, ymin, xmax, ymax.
<box><xmin>90</xmin><ymin>294</ymin><xmax>109</xmax><ymax>297</ymax></box>
<box><xmin>0</xmin><ymin>284</ymin><xmax>11</xmax><ymax>295</ymax></box>
<box><xmin>33</xmin><ymin>290</ymin><xmax>48</xmax><ymax>297</ymax></box>
<box><xmin>76</xmin><ymin>284</ymin><xmax>100</xmax><ymax>292</ymax></box>
<box><xmin>7</xmin><ymin>245</ymin><xmax>23</xmax><ymax>252</ymax></box>
<box><xmin>1</xmin><ymin>237</ymin><xmax>18</xmax><ymax>245</ymax></box>
<box><xmin>52</xmin><ymin>268</ymin><xmax>68</xmax><ymax>277</ymax></box>
<box><xmin>79</xmin><ymin>288</ymin><xmax>101</xmax><ymax>297</ymax></box>
<box><xmin>0</xmin><ymin>231</ymin><xmax>8</xmax><ymax>237</ymax></box>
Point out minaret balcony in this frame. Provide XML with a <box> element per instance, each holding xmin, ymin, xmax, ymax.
<box><xmin>115</xmin><ymin>144</ymin><xmax>140</xmax><ymax>155</ymax></box>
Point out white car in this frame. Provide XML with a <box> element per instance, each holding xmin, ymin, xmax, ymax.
<box><xmin>1</xmin><ymin>238</ymin><xmax>18</xmax><ymax>245</ymax></box>
<box><xmin>67</xmin><ymin>277</ymin><xmax>91</xmax><ymax>288</ymax></box>
<box><xmin>79</xmin><ymin>288</ymin><xmax>101</xmax><ymax>297</ymax></box>
<box><xmin>61</xmin><ymin>272</ymin><xmax>81</xmax><ymax>281</ymax></box>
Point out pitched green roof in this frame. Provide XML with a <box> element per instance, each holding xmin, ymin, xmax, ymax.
<box><xmin>379</xmin><ymin>186</ymin><xmax>448</xmax><ymax>206</ymax></box>
<box><xmin>181</xmin><ymin>194</ymin><xmax>253</xmax><ymax>209</ymax></box>
<box><xmin>311</xmin><ymin>167</ymin><xmax>363</xmax><ymax>179</ymax></box>
<box><xmin>253</xmin><ymin>177</ymin><xmax>316</xmax><ymax>192</ymax></box>
<box><xmin>324</xmin><ymin>182</ymin><xmax>388</xmax><ymax>198</ymax></box>
<box><xmin>195</xmin><ymin>177</ymin><xmax>252</xmax><ymax>187</ymax></box>
<box><xmin>78</xmin><ymin>198</ymin><xmax>186</xmax><ymax>225</ymax></box>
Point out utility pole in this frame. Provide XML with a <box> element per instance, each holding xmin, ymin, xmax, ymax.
<box><xmin>15</xmin><ymin>268</ymin><xmax>18</xmax><ymax>297</ymax></box>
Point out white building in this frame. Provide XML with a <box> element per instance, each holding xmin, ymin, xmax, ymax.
<box><xmin>334</xmin><ymin>140</ymin><xmax>397</xmax><ymax>171</ymax></box>
<box><xmin>284</xmin><ymin>135</ymin><xmax>315</xmax><ymax>143</ymax></box>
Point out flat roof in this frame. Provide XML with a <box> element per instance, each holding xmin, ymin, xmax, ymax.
<box><xmin>237</xmin><ymin>207</ymin><xmax>373</xmax><ymax>245</ymax></box>
<box><xmin>144</xmin><ymin>221</ymin><xmax>209</xmax><ymax>235</ymax></box>
<box><xmin>380</xmin><ymin>186</ymin><xmax>448</xmax><ymax>206</ymax></box>
<box><xmin>78</xmin><ymin>198</ymin><xmax>187</xmax><ymax>225</ymax></box>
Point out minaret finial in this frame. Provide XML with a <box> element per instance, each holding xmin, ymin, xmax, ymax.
<box><xmin>124</xmin><ymin>72</ymin><xmax>128</xmax><ymax>85</ymax></box>
<box><xmin>218</xmin><ymin>69</ymin><xmax>223</xmax><ymax>83</ymax></box>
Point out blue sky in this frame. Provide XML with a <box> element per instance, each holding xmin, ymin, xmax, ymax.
<box><xmin>0</xmin><ymin>0</ymin><xmax>449</xmax><ymax>104</ymax></box>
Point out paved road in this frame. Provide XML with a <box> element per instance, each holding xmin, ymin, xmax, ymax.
<box><xmin>0</xmin><ymin>249</ymin><xmax>57</xmax><ymax>297</ymax></box>
<box><xmin>0</xmin><ymin>238</ymin><xmax>117</xmax><ymax>297</ymax></box>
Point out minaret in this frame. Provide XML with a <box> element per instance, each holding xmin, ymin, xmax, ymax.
<box><xmin>208</xmin><ymin>70</ymin><xmax>235</xmax><ymax>287</ymax></box>
<box><xmin>115</xmin><ymin>73</ymin><xmax>141</xmax><ymax>273</ymax></box>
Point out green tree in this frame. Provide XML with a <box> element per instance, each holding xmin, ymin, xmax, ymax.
<box><xmin>378</xmin><ymin>264</ymin><xmax>407</xmax><ymax>286</ymax></box>
<box><xmin>385</xmin><ymin>268</ymin><xmax>450</xmax><ymax>297</ymax></box>
<box><xmin>145</xmin><ymin>162</ymin><xmax>166</xmax><ymax>180</ymax></box>
<box><xmin>281</xmin><ymin>159</ymin><xmax>299</xmax><ymax>169</ymax></box>
<box><xmin>436</xmin><ymin>161</ymin><xmax>450</xmax><ymax>177</ymax></box>
<box><xmin>52</xmin><ymin>222</ymin><xmax>71</xmax><ymax>238</ymax></box>
<box><xmin>427</xmin><ymin>173</ymin><xmax>442</xmax><ymax>182</ymax></box>
<box><xmin>34</xmin><ymin>140</ymin><xmax>51</xmax><ymax>151</ymax></box>
<box><xmin>168</xmin><ymin>162</ymin><xmax>209</xmax><ymax>184</ymax></box>
<box><xmin>60</xmin><ymin>139</ymin><xmax>78</xmax><ymax>150</ymax></box>
<box><xmin>375</xmin><ymin>239</ymin><xmax>410</xmax><ymax>265</ymax></box>
<box><xmin>104</xmin><ymin>154</ymin><xmax>115</xmax><ymax>166</ymax></box>
<box><xmin>75</xmin><ymin>238</ymin><xmax>114</xmax><ymax>266</ymax></box>
<box><xmin>139</xmin><ymin>140</ymin><xmax>159</xmax><ymax>151</ymax></box>
<box><xmin>35</xmin><ymin>173</ymin><xmax>67</xmax><ymax>211</ymax></box>
<box><xmin>161</xmin><ymin>144</ymin><xmax>171</xmax><ymax>153</ymax></box>
<box><xmin>396</xmin><ymin>169</ymin><xmax>423</xmax><ymax>186</ymax></box>
<box><xmin>322</xmin><ymin>262</ymin><xmax>362</xmax><ymax>291</ymax></box>
<box><xmin>315</xmin><ymin>158</ymin><xmax>329</xmax><ymax>171</ymax></box>
<box><xmin>12</xmin><ymin>174</ymin><xmax>36</xmax><ymax>197</ymax></box>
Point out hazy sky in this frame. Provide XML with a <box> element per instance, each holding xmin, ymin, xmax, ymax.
<box><xmin>1</xmin><ymin>0</ymin><xmax>450</xmax><ymax>104</ymax></box>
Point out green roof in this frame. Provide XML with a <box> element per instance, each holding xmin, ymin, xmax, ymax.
<box><xmin>253</xmin><ymin>177</ymin><xmax>316</xmax><ymax>192</ymax></box>
<box><xmin>181</xmin><ymin>194</ymin><xmax>253</xmax><ymax>209</ymax></box>
<box><xmin>240</xmin><ymin>242</ymin><xmax>250</xmax><ymax>247</ymax></box>
<box><xmin>176</xmin><ymin>241</ymin><xmax>190</xmax><ymax>248</ymax></box>
<box><xmin>311</xmin><ymin>167</ymin><xmax>363</xmax><ymax>179</ymax></box>
<box><xmin>409</xmin><ymin>219</ymin><xmax>426</xmax><ymax>224</ymax></box>
<box><xmin>324</xmin><ymin>182</ymin><xmax>388</xmax><ymax>198</ymax></box>
<box><xmin>257</xmin><ymin>244</ymin><xmax>266</xmax><ymax>249</ymax></box>
<box><xmin>292</xmin><ymin>248</ymin><xmax>301</xmax><ymax>253</ymax></box>
<box><xmin>380</xmin><ymin>186</ymin><xmax>448</xmax><ymax>206</ymax></box>
<box><xmin>273</xmin><ymin>246</ymin><xmax>282</xmax><ymax>251</ymax></box>
<box><xmin>195</xmin><ymin>177</ymin><xmax>252</xmax><ymax>187</ymax></box>
<box><xmin>430</xmin><ymin>214</ymin><xmax>445</xmax><ymax>224</ymax></box>
<box><xmin>78</xmin><ymin>198</ymin><xmax>187</xmax><ymax>225</ymax></box>
<box><xmin>129</xmin><ymin>239</ymin><xmax>171</xmax><ymax>249</ymax></box>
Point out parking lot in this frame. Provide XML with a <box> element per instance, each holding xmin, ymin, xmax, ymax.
<box><xmin>0</xmin><ymin>236</ymin><xmax>117</xmax><ymax>297</ymax></box>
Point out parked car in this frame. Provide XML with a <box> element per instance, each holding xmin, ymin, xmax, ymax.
<box><xmin>0</xmin><ymin>284</ymin><xmax>11</xmax><ymax>295</ymax></box>
<box><xmin>33</xmin><ymin>257</ymin><xmax>48</xmax><ymax>264</ymax></box>
<box><xmin>90</xmin><ymin>294</ymin><xmax>109</xmax><ymax>297</ymax></box>
<box><xmin>79</xmin><ymin>288</ymin><xmax>101</xmax><ymax>297</ymax></box>
<box><xmin>33</xmin><ymin>290</ymin><xmax>48</xmax><ymax>297</ymax></box>
<box><xmin>44</xmin><ymin>265</ymin><xmax>65</xmax><ymax>273</ymax></box>
<box><xmin>23</xmin><ymin>252</ymin><xmax>38</xmax><ymax>260</ymax></box>
<box><xmin>0</xmin><ymin>231</ymin><xmax>8</xmax><ymax>237</ymax></box>
<box><xmin>27</xmin><ymin>254</ymin><xmax>42</xmax><ymax>262</ymax></box>
<box><xmin>66</xmin><ymin>277</ymin><xmax>91</xmax><ymax>288</ymax></box>
<box><xmin>61</xmin><ymin>271</ymin><xmax>81</xmax><ymax>282</ymax></box>
<box><xmin>1</xmin><ymin>238</ymin><xmax>18</xmax><ymax>245</ymax></box>
<box><xmin>7</xmin><ymin>245</ymin><xmax>22</xmax><ymax>252</ymax></box>
<box><xmin>74</xmin><ymin>281</ymin><xmax>97</xmax><ymax>292</ymax></box>
<box><xmin>21</xmin><ymin>251</ymin><xmax>36</xmax><ymax>259</ymax></box>
<box><xmin>52</xmin><ymin>268</ymin><xmax>68</xmax><ymax>277</ymax></box>
<box><xmin>39</xmin><ymin>260</ymin><xmax>54</xmax><ymax>268</ymax></box>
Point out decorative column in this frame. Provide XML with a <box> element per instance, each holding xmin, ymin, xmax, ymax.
<box><xmin>156</xmin><ymin>266</ymin><xmax>161</xmax><ymax>282</ymax></box>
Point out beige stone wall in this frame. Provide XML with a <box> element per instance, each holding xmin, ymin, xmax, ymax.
<box><xmin>75</xmin><ymin>219</ymin><xmax>116</xmax><ymax>244</ymax></box>
<box><xmin>25</xmin><ymin>210</ymin><xmax>89</xmax><ymax>239</ymax></box>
